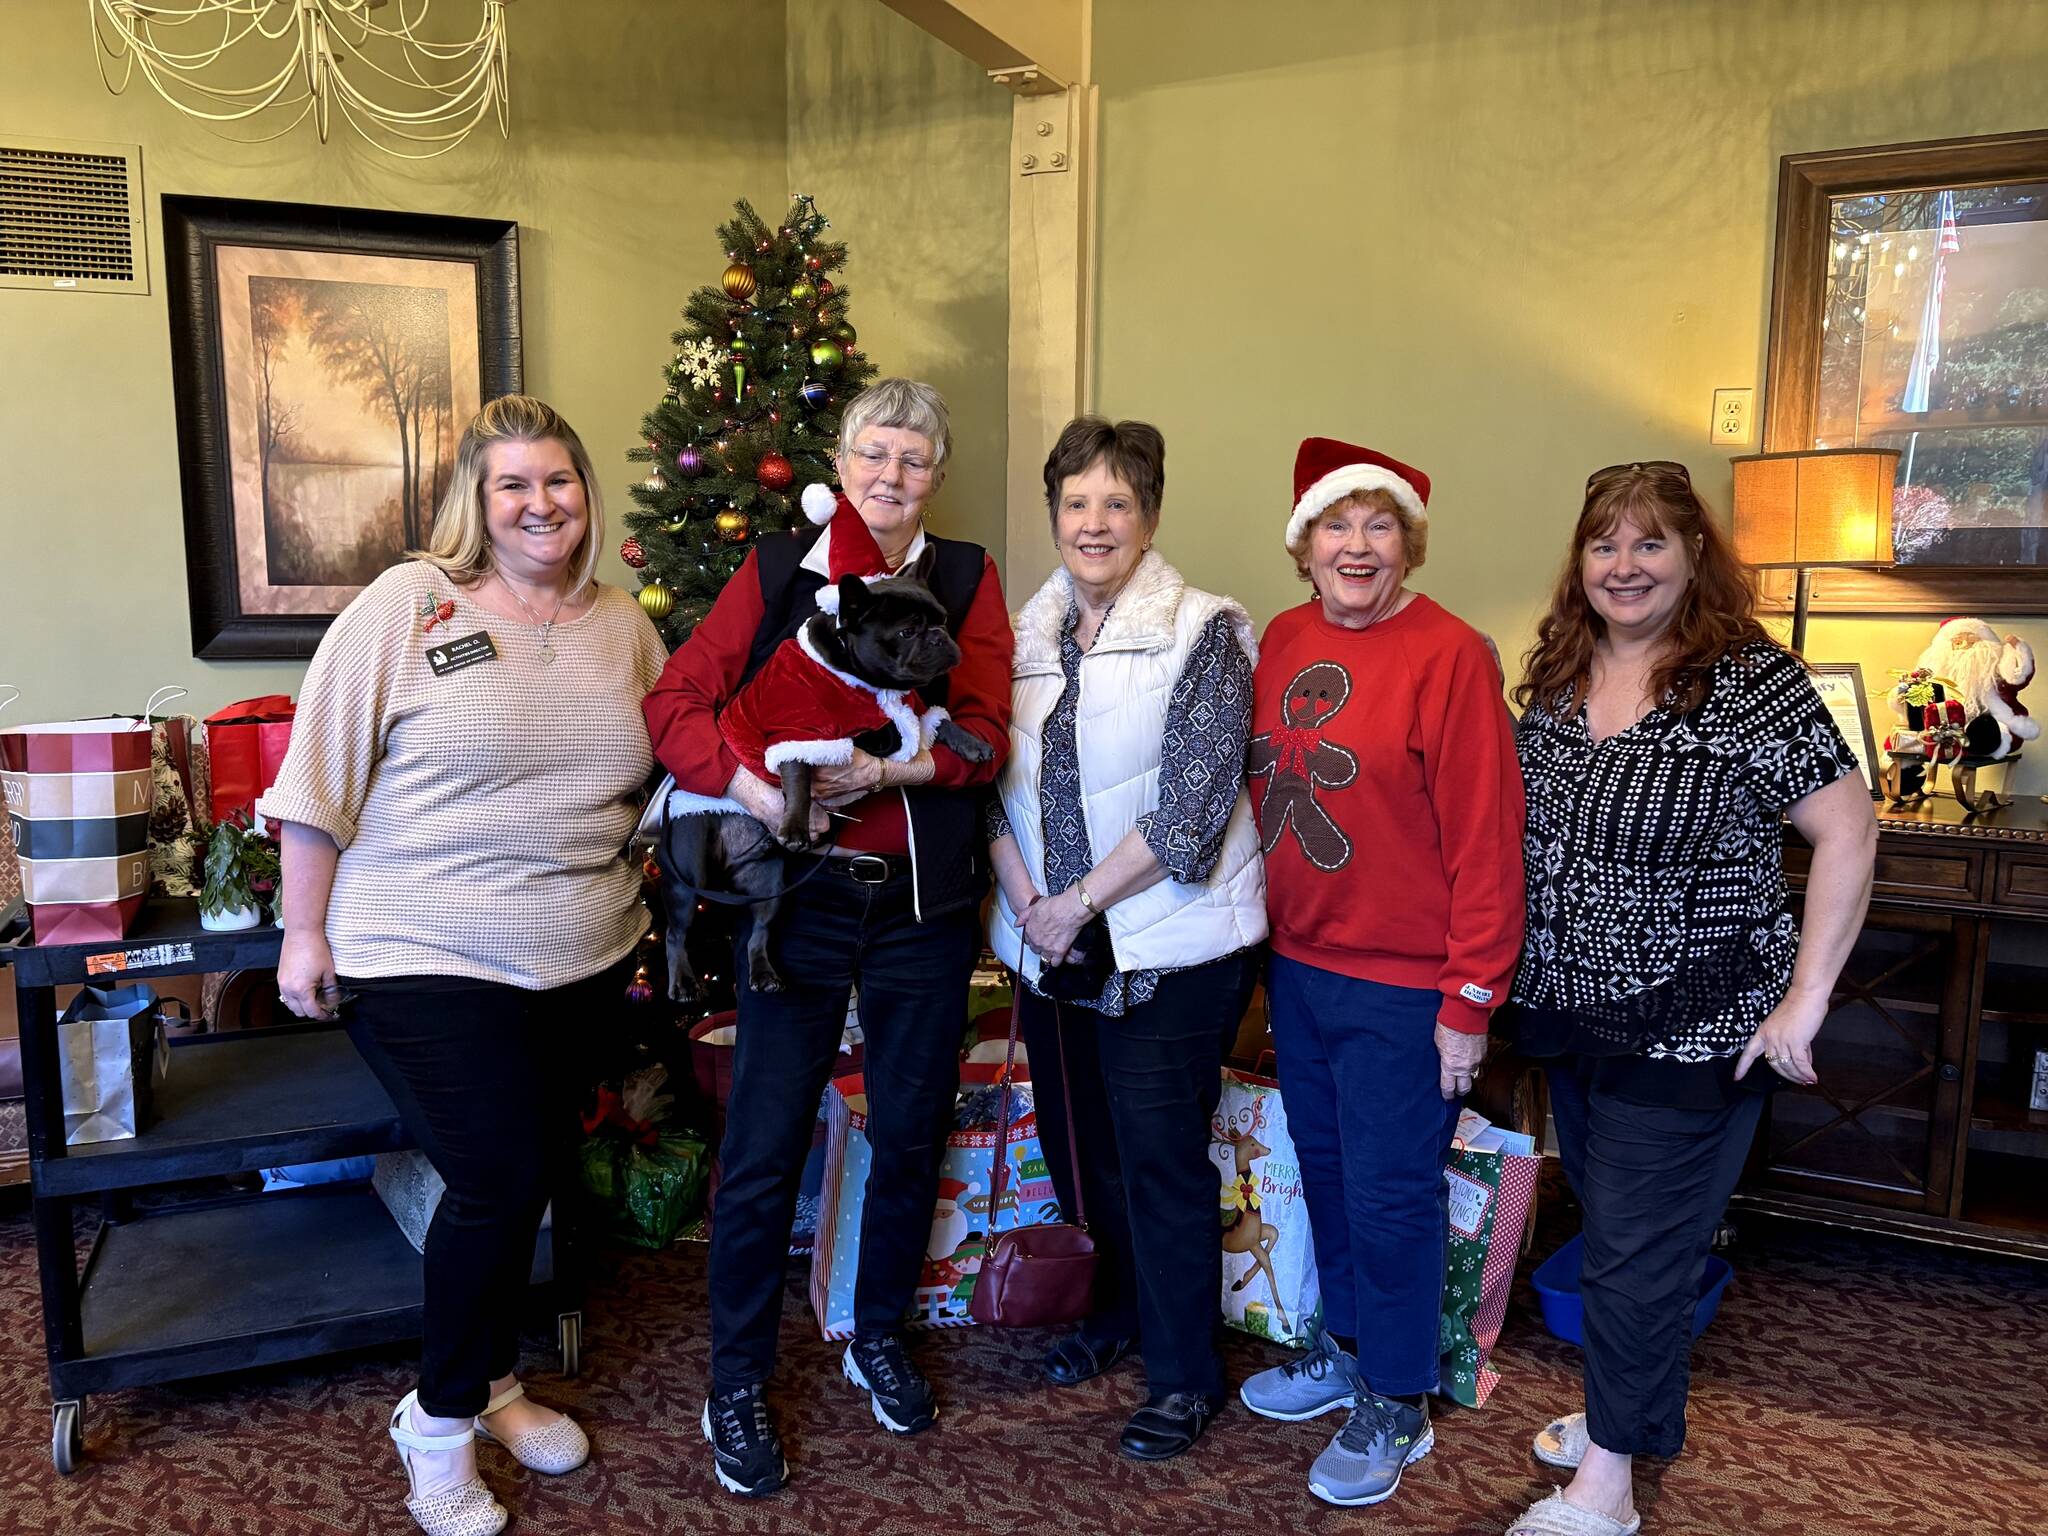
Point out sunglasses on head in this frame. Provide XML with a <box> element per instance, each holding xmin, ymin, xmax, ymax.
<box><xmin>1586</xmin><ymin>460</ymin><xmax>1691</xmax><ymax>491</ymax></box>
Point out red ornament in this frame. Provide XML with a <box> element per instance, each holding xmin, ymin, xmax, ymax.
<box><xmin>805</xmin><ymin>255</ymin><xmax>824</xmax><ymax>272</ymax></box>
<box><xmin>620</xmin><ymin>537</ymin><xmax>648</xmax><ymax>569</ymax></box>
<box><xmin>816</xmin><ymin>279</ymin><xmax>834</xmax><ymax>297</ymax></box>
<box><xmin>756</xmin><ymin>452</ymin><xmax>794</xmax><ymax>491</ymax></box>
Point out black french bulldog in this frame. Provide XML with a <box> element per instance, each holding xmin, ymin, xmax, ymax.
<box><xmin>655</xmin><ymin>546</ymin><xmax>994</xmax><ymax>1006</ymax></box>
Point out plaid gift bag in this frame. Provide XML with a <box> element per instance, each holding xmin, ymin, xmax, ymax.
<box><xmin>1438</xmin><ymin>1112</ymin><xmax>1541</xmax><ymax>1408</ymax></box>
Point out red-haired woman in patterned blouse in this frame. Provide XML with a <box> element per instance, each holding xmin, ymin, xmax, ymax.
<box><xmin>1503</xmin><ymin>461</ymin><xmax>1877</xmax><ymax>1536</ymax></box>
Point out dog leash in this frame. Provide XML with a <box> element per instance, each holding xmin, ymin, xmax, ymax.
<box><xmin>645</xmin><ymin>781</ymin><xmax>842</xmax><ymax>907</ymax></box>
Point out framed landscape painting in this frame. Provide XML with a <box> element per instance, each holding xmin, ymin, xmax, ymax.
<box><xmin>164</xmin><ymin>197</ymin><xmax>521</xmax><ymax>658</ymax></box>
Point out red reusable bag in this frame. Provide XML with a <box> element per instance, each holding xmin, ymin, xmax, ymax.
<box><xmin>205</xmin><ymin>696</ymin><xmax>295</xmax><ymax>826</ymax></box>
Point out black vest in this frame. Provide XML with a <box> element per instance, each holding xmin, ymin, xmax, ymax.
<box><xmin>744</xmin><ymin>530</ymin><xmax>992</xmax><ymax>920</ymax></box>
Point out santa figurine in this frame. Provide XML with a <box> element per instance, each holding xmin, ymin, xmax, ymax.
<box><xmin>1889</xmin><ymin>618</ymin><xmax>2038</xmax><ymax>762</ymax></box>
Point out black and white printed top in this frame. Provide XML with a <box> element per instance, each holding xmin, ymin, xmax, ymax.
<box><xmin>1510</xmin><ymin>643</ymin><xmax>1857</xmax><ymax>1066</ymax></box>
<box><xmin>987</xmin><ymin>604</ymin><xmax>1254</xmax><ymax>1016</ymax></box>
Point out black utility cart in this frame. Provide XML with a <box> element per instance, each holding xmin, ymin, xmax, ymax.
<box><xmin>7</xmin><ymin>900</ymin><xmax>582</xmax><ymax>1474</ymax></box>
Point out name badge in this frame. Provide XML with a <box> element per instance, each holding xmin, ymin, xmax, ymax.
<box><xmin>427</xmin><ymin>631</ymin><xmax>499</xmax><ymax>677</ymax></box>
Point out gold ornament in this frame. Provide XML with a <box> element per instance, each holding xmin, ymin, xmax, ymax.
<box><xmin>637</xmin><ymin>582</ymin><xmax>676</xmax><ymax>621</ymax></box>
<box><xmin>715</xmin><ymin>508</ymin><xmax>750</xmax><ymax>541</ymax></box>
<box><xmin>722</xmin><ymin>260</ymin><xmax>757</xmax><ymax>301</ymax></box>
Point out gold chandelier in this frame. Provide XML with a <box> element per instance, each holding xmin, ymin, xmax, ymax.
<box><xmin>89</xmin><ymin>1</ymin><xmax>514</xmax><ymax>160</ymax></box>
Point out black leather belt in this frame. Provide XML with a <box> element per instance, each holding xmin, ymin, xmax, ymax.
<box><xmin>833</xmin><ymin>852</ymin><xmax>909</xmax><ymax>885</ymax></box>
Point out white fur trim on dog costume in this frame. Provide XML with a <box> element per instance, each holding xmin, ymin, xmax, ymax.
<box><xmin>1285</xmin><ymin>464</ymin><xmax>1427</xmax><ymax>551</ymax></box>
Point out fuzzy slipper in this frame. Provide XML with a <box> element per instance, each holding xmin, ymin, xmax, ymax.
<box><xmin>1506</xmin><ymin>1489</ymin><xmax>1641</xmax><ymax>1536</ymax></box>
<box><xmin>1533</xmin><ymin>1411</ymin><xmax>1589</xmax><ymax>1470</ymax></box>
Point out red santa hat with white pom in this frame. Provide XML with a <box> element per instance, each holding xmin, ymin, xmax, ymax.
<box><xmin>1284</xmin><ymin>437</ymin><xmax>1432</xmax><ymax>554</ymax></box>
<box><xmin>803</xmin><ymin>481</ymin><xmax>893</xmax><ymax>614</ymax></box>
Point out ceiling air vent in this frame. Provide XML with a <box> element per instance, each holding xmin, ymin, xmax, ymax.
<box><xmin>0</xmin><ymin>136</ymin><xmax>147</xmax><ymax>294</ymax></box>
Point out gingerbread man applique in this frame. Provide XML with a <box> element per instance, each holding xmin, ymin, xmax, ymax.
<box><xmin>1249</xmin><ymin>660</ymin><xmax>1359</xmax><ymax>871</ymax></box>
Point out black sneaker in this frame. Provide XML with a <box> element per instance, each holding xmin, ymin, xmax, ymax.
<box><xmin>700</xmin><ymin>1383</ymin><xmax>787</xmax><ymax>1497</ymax></box>
<box><xmin>842</xmin><ymin>1334</ymin><xmax>937</xmax><ymax>1434</ymax></box>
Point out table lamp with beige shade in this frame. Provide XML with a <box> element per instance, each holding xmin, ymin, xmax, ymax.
<box><xmin>1730</xmin><ymin>446</ymin><xmax>1900</xmax><ymax>655</ymax></box>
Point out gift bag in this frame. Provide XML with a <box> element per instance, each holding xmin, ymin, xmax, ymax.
<box><xmin>0</xmin><ymin>687</ymin><xmax>19</xmax><ymax>912</ymax></box>
<box><xmin>1213</xmin><ymin>1068</ymin><xmax>1322</xmax><ymax>1346</ymax></box>
<box><xmin>1437</xmin><ymin>1111</ymin><xmax>1541</xmax><ymax>1408</ymax></box>
<box><xmin>809</xmin><ymin>1064</ymin><xmax>1057</xmax><ymax>1338</ymax></box>
<box><xmin>2</xmin><ymin>706</ymin><xmax>158</xmax><ymax>943</ymax></box>
<box><xmin>577</xmin><ymin>1132</ymin><xmax>709</xmax><ymax>1249</ymax></box>
<box><xmin>146</xmin><ymin>702</ymin><xmax>210</xmax><ymax>898</ymax></box>
<box><xmin>57</xmin><ymin>984</ymin><xmax>177</xmax><ymax>1145</ymax></box>
<box><xmin>205</xmin><ymin>695</ymin><xmax>295</xmax><ymax>827</ymax></box>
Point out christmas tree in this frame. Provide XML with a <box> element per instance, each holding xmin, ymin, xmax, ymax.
<box><xmin>624</xmin><ymin>195</ymin><xmax>878</xmax><ymax>644</ymax></box>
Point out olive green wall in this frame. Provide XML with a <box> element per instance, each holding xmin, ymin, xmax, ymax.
<box><xmin>0</xmin><ymin>0</ymin><xmax>1010</xmax><ymax>727</ymax></box>
<box><xmin>787</xmin><ymin>0</ymin><xmax>1012</xmax><ymax>566</ymax></box>
<box><xmin>1090</xmin><ymin>0</ymin><xmax>2048</xmax><ymax>794</ymax></box>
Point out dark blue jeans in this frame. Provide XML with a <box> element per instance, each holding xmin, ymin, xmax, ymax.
<box><xmin>707</xmin><ymin>858</ymin><xmax>980</xmax><ymax>1389</ymax></box>
<box><xmin>1546</xmin><ymin>1060</ymin><xmax>1764</xmax><ymax>1457</ymax></box>
<box><xmin>1017</xmin><ymin>947</ymin><xmax>1262</xmax><ymax>1397</ymax></box>
<box><xmin>1266</xmin><ymin>955</ymin><xmax>1461</xmax><ymax>1398</ymax></box>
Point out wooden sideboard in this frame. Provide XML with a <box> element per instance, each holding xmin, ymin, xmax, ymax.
<box><xmin>1740</xmin><ymin>796</ymin><xmax>2048</xmax><ymax>1258</ymax></box>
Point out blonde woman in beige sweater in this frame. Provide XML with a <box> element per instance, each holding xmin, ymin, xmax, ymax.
<box><xmin>259</xmin><ymin>397</ymin><xmax>667</xmax><ymax>1536</ymax></box>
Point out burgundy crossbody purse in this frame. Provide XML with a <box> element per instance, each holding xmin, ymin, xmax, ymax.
<box><xmin>967</xmin><ymin>995</ymin><xmax>1097</xmax><ymax>1328</ymax></box>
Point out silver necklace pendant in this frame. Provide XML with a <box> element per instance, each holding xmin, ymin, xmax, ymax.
<box><xmin>537</xmin><ymin>623</ymin><xmax>557</xmax><ymax>664</ymax></box>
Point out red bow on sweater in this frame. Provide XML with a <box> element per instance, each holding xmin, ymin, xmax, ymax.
<box><xmin>1267</xmin><ymin>722</ymin><xmax>1327</xmax><ymax>780</ymax></box>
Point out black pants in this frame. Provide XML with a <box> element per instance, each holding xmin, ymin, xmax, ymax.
<box><xmin>343</xmin><ymin>964</ymin><xmax>620</xmax><ymax>1420</ymax></box>
<box><xmin>707</xmin><ymin>859</ymin><xmax>980</xmax><ymax>1389</ymax></box>
<box><xmin>1017</xmin><ymin>949</ymin><xmax>1261</xmax><ymax>1397</ymax></box>
<box><xmin>1547</xmin><ymin>1060</ymin><xmax>1765</xmax><ymax>1458</ymax></box>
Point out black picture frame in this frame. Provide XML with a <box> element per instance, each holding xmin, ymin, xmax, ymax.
<box><xmin>1807</xmin><ymin>661</ymin><xmax>1885</xmax><ymax>798</ymax></box>
<box><xmin>162</xmin><ymin>195</ymin><xmax>521</xmax><ymax>659</ymax></box>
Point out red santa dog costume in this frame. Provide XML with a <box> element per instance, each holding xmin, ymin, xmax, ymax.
<box><xmin>659</xmin><ymin>485</ymin><xmax>949</xmax><ymax>819</ymax></box>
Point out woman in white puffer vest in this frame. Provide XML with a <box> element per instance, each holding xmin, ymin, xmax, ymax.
<box><xmin>988</xmin><ymin>416</ymin><xmax>1267</xmax><ymax>1462</ymax></box>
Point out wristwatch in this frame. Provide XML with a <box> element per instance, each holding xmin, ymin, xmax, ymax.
<box><xmin>1075</xmin><ymin>878</ymin><xmax>1098</xmax><ymax>915</ymax></box>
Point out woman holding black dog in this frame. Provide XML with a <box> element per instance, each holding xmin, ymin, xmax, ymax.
<box><xmin>643</xmin><ymin>378</ymin><xmax>1011</xmax><ymax>1498</ymax></box>
<box><xmin>986</xmin><ymin>416</ymin><xmax>1266</xmax><ymax>1461</ymax></box>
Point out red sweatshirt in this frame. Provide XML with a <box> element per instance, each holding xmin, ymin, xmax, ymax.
<box><xmin>1250</xmin><ymin>595</ymin><xmax>1526</xmax><ymax>1034</ymax></box>
<box><xmin>643</xmin><ymin>544</ymin><xmax>1011</xmax><ymax>853</ymax></box>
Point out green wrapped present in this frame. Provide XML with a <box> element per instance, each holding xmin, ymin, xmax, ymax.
<box><xmin>580</xmin><ymin>1132</ymin><xmax>708</xmax><ymax>1250</ymax></box>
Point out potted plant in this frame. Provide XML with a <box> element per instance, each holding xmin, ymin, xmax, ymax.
<box><xmin>198</xmin><ymin>816</ymin><xmax>266</xmax><ymax>932</ymax></box>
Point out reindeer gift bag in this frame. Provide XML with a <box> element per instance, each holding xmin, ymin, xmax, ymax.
<box><xmin>1212</xmin><ymin>1068</ymin><xmax>1321</xmax><ymax>1347</ymax></box>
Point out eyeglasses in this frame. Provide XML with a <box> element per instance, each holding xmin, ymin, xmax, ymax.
<box><xmin>847</xmin><ymin>445</ymin><xmax>937</xmax><ymax>479</ymax></box>
<box><xmin>1586</xmin><ymin>460</ymin><xmax>1691</xmax><ymax>491</ymax></box>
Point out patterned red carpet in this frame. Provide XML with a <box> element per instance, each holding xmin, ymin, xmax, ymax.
<box><xmin>4</xmin><ymin>1179</ymin><xmax>2044</xmax><ymax>1536</ymax></box>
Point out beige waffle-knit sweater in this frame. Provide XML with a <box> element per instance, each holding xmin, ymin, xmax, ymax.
<box><xmin>258</xmin><ymin>560</ymin><xmax>668</xmax><ymax>990</ymax></box>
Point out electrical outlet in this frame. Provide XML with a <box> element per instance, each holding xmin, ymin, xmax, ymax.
<box><xmin>1711</xmin><ymin>388</ymin><xmax>1754</xmax><ymax>446</ymax></box>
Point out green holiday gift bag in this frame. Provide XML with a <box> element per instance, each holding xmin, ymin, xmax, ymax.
<box><xmin>1437</xmin><ymin>1115</ymin><xmax>1541</xmax><ymax>1408</ymax></box>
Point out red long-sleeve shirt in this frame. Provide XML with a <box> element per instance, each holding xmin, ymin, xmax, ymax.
<box><xmin>643</xmin><ymin>543</ymin><xmax>1011</xmax><ymax>852</ymax></box>
<box><xmin>1250</xmin><ymin>595</ymin><xmax>1526</xmax><ymax>1034</ymax></box>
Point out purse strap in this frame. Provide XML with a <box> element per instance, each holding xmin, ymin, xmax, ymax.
<box><xmin>987</xmin><ymin>988</ymin><xmax>1087</xmax><ymax>1231</ymax></box>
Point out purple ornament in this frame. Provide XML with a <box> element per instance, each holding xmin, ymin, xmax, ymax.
<box><xmin>676</xmin><ymin>447</ymin><xmax>704</xmax><ymax>477</ymax></box>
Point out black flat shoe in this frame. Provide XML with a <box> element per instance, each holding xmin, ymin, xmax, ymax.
<box><xmin>1040</xmin><ymin>1330</ymin><xmax>1138</xmax><ymax>1388</ymax></box>
<box><xmin>1118</xmin><ymin>1391</ymin><xmax>1223</xmax><ymax>1461</ymax></box>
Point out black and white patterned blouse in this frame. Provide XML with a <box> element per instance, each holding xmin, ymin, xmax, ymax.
<box><xmin>1510</xmin><ymin>643</ymin><xmax>1856</xmax><ymax>1064</ymax></box>
<box><xmin>988</xmin><ymin>604</ymin><xmax>1254</xmax><ymax>1016</ymax></box>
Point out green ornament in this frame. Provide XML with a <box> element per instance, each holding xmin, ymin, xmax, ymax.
<box><xmin>809</xmin><ymin>338</ymin><xmax>844</xmax><ymax>372</ymax></box>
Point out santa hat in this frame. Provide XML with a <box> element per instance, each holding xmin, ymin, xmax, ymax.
<box><xmin>803</xmin><ymin>482</ymin><xmax>891</xmax><ymax>614</ymax></box>
<box><xmin>934</xmin><ymin>1177</ymin><xmax>968</xmax><ymax>1205</ymax></box>
<box><xmin>1285</xmin><ymin>437</ymin><xmax>1431</xmax><ymax>552</ymax></box>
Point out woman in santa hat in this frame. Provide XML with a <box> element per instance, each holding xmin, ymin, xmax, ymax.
<box><xmin>1504</xmin><ymin>461</ymin><xmax>1876</xmax><ymax>1536</ymax></box>
<box><xmin>1239</xmin><ymin>437</ymin><xmax>1527</xmax><ymax>1510</ymax></box>
<box><xmin>643</xmin><ymin>379</ymin><xmax>1012</xmax><ymax>1498</ymax></box>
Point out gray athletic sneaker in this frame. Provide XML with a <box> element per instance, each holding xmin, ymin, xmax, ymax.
<box><xmin>1307</xmin><ymin>1391</ymin><xmax>1434</xmax><ymax>1507</ymax></box>
<box><xmin>1238</xmin><ymin>1330</ymin><xmax>1357</xmax><ymax>1421</ymax></box>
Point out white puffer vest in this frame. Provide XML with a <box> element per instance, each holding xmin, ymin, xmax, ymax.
<box><xmin>989</xmin><ymin>552</ymin><xmax>1270</xmax><ymax>984</ymax></box>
